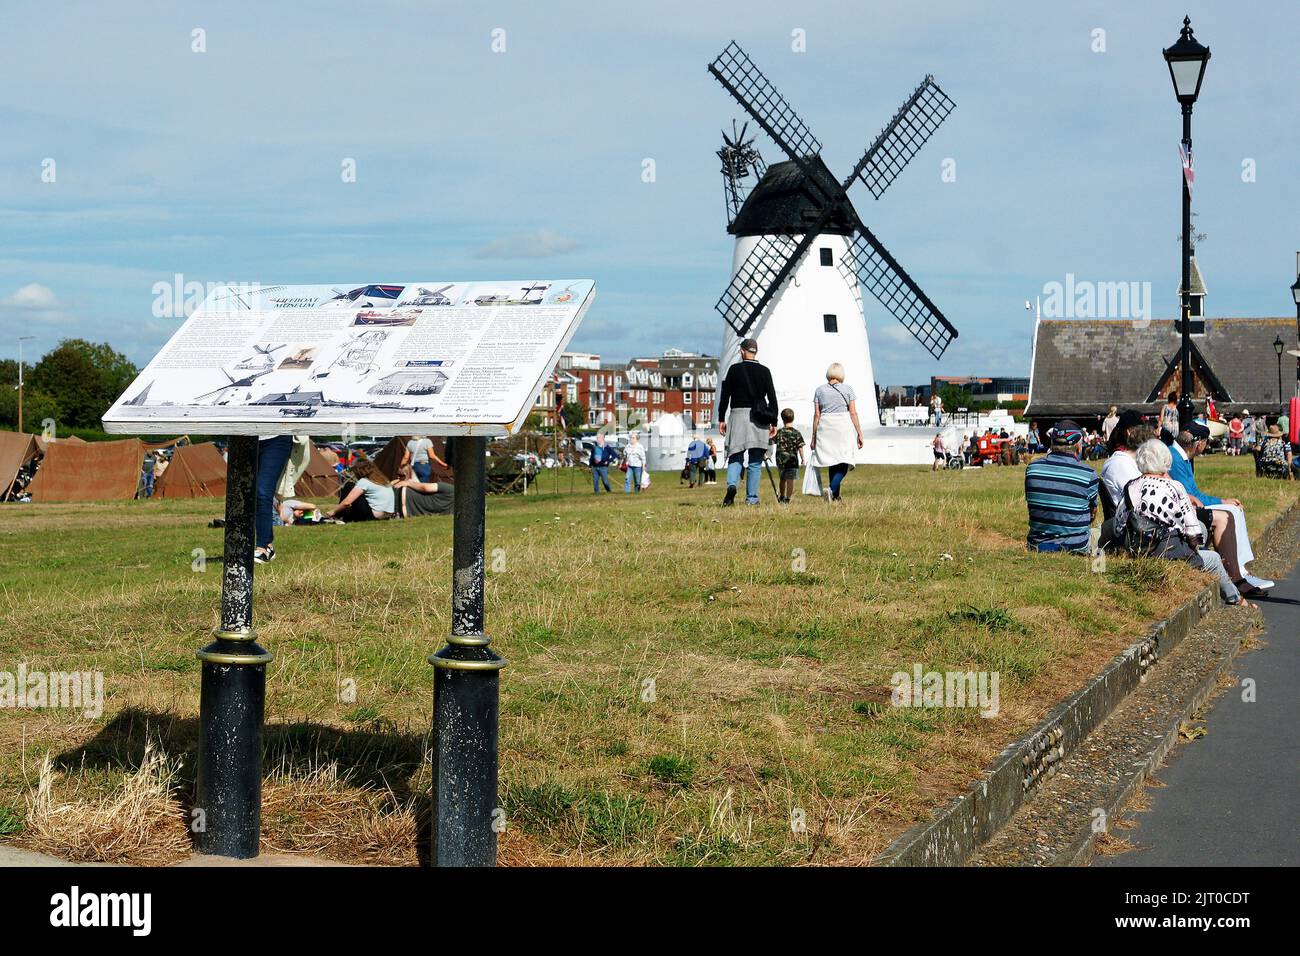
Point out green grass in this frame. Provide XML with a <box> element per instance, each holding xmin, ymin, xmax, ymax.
<box><xmin>0</xmin><ymin>455</ymin><xmax>1292</xmax><ymax>865</ymax></box>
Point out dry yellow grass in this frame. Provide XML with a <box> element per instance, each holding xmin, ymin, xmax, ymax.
<box><xmin>0</xmin><ymin>455</ymin><xmax>1293</xmax><ymax>865</ymax></box>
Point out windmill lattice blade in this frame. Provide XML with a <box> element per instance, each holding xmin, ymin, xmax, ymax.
<box><xmin>842</xmin><ymin>228</ymin><xmax>957</xmax><ymax>359</ymax></box>
<box><xmin>708</xmin><ymin>42</ymin><xmax>826</xmax><ymax>188</ymax></box>
<box><xmin>852</xmin><ymin>76</ymin><xmax>955</xmax><ymax>200</ymax></box>
<box><xmin>714</xmin><ymin>234</ymin><xmax>805</xmax><ymax>336</ymax></box>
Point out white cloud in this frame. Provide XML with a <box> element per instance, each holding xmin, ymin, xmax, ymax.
<box><xmin>4</xmin><ymin>283</ymin><xmax>56</xmax><ymax>308</ymax></box>
<box><xmin>471</xmin><ymin>230</ymin><xmax>581</xmax><ymax>260</ymax></box>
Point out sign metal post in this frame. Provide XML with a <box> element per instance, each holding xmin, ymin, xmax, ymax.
<box><xmin>195</xmin><ymin>435</ymin><xmax>272</xmax><ymax>858</ymax></box>
<box><xmin>429</xmin><ymin>435</ymin><xmax>505</xmax><ymax>866</ymax></box>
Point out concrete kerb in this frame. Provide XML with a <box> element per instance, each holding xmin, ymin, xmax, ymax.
<box><xmin>1061</xmin><ymin>634</ymin><xmax>1242</xmax><ymax>868</ymax></box>
<box><xmin>875</xmin><ymin>500</ymin><xmax>1297</xmax><ymax>867</ymax></box>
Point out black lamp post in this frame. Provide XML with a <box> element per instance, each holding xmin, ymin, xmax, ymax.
<box><xmin>1274</xmin><ymin>334</ymin><xmax>1285</xmax><ymax>410</ymax></box>
<box><xmin>1163</xmin><ymin>16</ymin><xmax>1211</xmax><ymax>429</ymax></box>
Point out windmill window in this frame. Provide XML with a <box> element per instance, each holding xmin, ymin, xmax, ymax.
<box><xmin>820</xmin><ymin>248</ymin><xmax>833</xmax><ymax>266</ymax></box>
<box><xmin>823</xmin><ymin>313</ymin><xmax>838</xmax><ymax>333</ymax></box>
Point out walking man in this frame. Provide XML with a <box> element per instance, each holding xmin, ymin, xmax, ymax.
<box><xmin>590</xmin><ymin>432</ymin><xmax>615</xmax><ymax>493</ymax></box>
<box><xmin>718</xmin><ymin>337</ymin><xmax>779</xmax><ymax>506</ymax></box>
<box><xmin>686</xmin><ymin>433</ymin><xmax>710</xmax><ymax>488</ymax></box>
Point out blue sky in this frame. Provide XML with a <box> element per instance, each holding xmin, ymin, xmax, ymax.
<box><xmin>2</xmin><ymin>1</ymin><xmax>1298</xmax><ymax>386</ymax></box>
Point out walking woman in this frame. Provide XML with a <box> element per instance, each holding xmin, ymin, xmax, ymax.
<box><xmin>254</xmin><ymin>435</ymin><xmax>294</xmax><ymax>563</ymax></box>
<box><xmin>809</xmin><ymin>363</ymin><xmax>863</xmax><ymax>501</ymax></box>
<box><xmin>623</xmin><ymin>432</ymin><xmax>646</xmax><ymax>492</ymax></box>
<box><xmin>718</xmin><ymin>337</ymin><xmax>779</xmax><ymax>506</ymax></box>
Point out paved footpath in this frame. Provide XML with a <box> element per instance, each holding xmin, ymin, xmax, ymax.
<box><xmin>1097</xmin><ymin>559</ymin><xmax>1300</xmax><ymax>867</ymax></box>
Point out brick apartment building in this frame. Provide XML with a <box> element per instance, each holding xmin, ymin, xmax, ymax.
<box><xmin>531</xmin><ymin>349</ymin><xmax>720</xmax><ymax>431</ymax></box>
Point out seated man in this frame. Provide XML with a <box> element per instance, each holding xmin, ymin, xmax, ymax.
<box><xmin>1024</xmin><ymin>420</ymin><xmax>1099</xmax><ymax>554</ymax></box>
<box><xmin>1097</xmin><ymin>411</ymin><xmax>1147</xmax><ymax>550</ymax></box>
<box><xmin>1170</xmin><ymin>421</ymin><xmax>1274</xmax><ymax>591</ymax></box>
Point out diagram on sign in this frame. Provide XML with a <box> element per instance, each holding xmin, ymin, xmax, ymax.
<box><xmin>399</xmin><ymin>284</ymin><xmax>457</xmax><ymax>307</ymax></box>
<box><xmin>473</xmin><ymin>282</ymin><xmax>549</xmax><ymax>306</ymax></box>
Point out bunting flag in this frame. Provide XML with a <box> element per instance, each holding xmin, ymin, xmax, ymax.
<box><xmin>1180</xmin><ymin>142</ymin><xmax>1194</xmax><ymax>198</ymax></box>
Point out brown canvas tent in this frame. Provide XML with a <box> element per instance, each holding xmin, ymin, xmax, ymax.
<box><xmin>29</xmin><ymin>438</ymin><xmax>145</xmax><ymax>502</ymax></box>
<box><xmin>1</xmin><ymin>432</ymin><xmax>41</xmax><ymax>500</ymax></box>
<box><xmin>143</xmin><ymin>436</ymin><xmax>189</xmax><ymax>452</ymax></box>
<box><xmin>154</xmin><ymin>442</ymin><xmax>227</xmax><ymax>499</ymax></box>
<box><xmin>294</xmin><ymin>441</ymin><xmax>340</xmax><ymax>498</ymax></box>
<box><xmin>373</xmin><ymin>436</ymin><xmax>453</xmax><ymax>483</ymax></box>
<box><xmin>33</xmin><ymin>434</ymin><xmax>86</xmax><ymax>455</ymax></box>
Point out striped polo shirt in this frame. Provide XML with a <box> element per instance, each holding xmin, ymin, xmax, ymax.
<box><xmin>1024</xmin><ymin>451</ymin><xmax>1099</xmax><ymax>553</ymax></box>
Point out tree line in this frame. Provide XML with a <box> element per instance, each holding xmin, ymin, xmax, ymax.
<box><xmin>0</xmin><ymin>339</ymin><xmax>138</xmax><ymax>432</ymax></box>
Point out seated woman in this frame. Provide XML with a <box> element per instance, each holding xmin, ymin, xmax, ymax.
<box><xmin>327</xmin><ymin>461</ymin><xmax>395</xmax><ymax>521</ymax></box>
<box><xmin>1256</xmin><ymin>423</ymin><xmax>1293</xmax><ymax>479</ymax></box>
<box><xmin>1126</xmin><ymin>439</ymin><xmax>1254</xmax><ymax>608</ymax></box>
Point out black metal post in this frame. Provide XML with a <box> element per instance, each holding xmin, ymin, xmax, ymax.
<box><xmin>429</xmin><ymin>435</ymin><xmax>505</xmax><ymax>866</ymax></box>
<box><xmin>1295</xmin><ymin>301</ymin><xmax>1299</xmax><ymax>397</ymax></box>
<box><xmin>1278</xmin><ymin>351</ymin><xmax>1284</xmax><ymax>410</ymax></box>
<box><xmin>1177</xmin><ymin>104</ymin><xmax>1195</xmax><ymax>431</ymax></box>
<box><xmin>195</xmin><ymin>435</ymin><xmax>272</xmax><ymax>858</ymax></box>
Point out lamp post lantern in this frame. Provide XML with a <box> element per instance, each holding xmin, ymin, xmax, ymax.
<box><xmin>1163</xmin><ymin>16</ymin><xmax>1211</xmax><ymax>429</ymax></box>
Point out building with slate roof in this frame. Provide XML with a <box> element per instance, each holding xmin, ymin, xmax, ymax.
<box><xmin>1025</xmin><ymin>316</ymin><xmax>1298</xmax><ymax>425</ymax></box>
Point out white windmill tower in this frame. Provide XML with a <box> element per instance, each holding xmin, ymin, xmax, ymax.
<box><xmin>709</xmin><ymin>43</ymin><xmax>958</xmax><ymax>462</ymax></box>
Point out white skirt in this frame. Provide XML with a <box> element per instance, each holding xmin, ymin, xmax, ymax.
<box><xmin>811</xmin><ymin>412</ymin><xmax>857</xmax><ymax>468</ymax></box>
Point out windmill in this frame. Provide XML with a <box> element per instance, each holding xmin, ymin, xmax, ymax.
<box><xmin>708</xmin><ymin>42</ymin><xmax>958</xmax><ymax>453</ymax></box>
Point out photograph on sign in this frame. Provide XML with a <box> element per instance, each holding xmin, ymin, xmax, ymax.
<box><xmin>102</xmin><ymin>280</ymin><xmax>595</xmax><ymax>436</ymax></box>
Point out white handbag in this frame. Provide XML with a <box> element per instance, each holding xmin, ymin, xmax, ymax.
<box><xmin>801</xmin><ymin>464</ymin><xmax>822</xmax><ymax>496</ymax></box>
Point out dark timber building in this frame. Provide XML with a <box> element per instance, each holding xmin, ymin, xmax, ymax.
<box><xmin>1025</xmin><ymin>316</ymin><xmax>1299</xmax><ymax>425</ymax></box>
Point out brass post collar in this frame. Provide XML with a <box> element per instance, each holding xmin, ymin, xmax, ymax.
<box><xmin>428</xmin><ymin>645</ymin><xmax>507</xmax><ymax>672</ymax></box>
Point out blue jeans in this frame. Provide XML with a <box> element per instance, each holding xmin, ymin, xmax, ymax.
<box><xmin>256</xmin><ymin>436</ymin><xmax>294</xmax><ymax>549</ymax></box>
<box><xmin>141</xmin><ymin>472</ymin><xmax>154</xmax><ymax>498</ymax></box>
<box><xmin>412</xmin><ymin>461</ymin><xmax>433</xmax><ymax>483</ymax></box>
<box><xmin>727</xmin><ymin>448</ymin><xmax>766</xmax><ymax>503</ymax></box>
<box><xmin>593</xmin><ymin>465</ymin><xmax>611</xmax><ymax>492</ymax></box>
<box><xmin>625</xmin><ymin>466</ymin><xmax>643</xmax><ymax>492</ymax></box>
<box><xmin>828</xmin><ymin>463</ymin><xmax>849</xmax><ymax>499</ymax></box>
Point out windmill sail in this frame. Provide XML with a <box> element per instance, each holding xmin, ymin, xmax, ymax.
<box><xmin>716</xmin><ymin>233</ymin><xmax>803</xmax><ymax>335</ymax></box>
<box><xmin>840</xmin><ymin>226</ymin><xmax>956</xmax><ymax>359</ymax></box>
<box><xmin>852</xmin><ymin>76</ymin><xmax>955</xmax><ymax>200</ymax></box>
<box><xmin>708</xmin><ymin>42</ymin><xmax>825</xmax><ymax>185</ymax></box>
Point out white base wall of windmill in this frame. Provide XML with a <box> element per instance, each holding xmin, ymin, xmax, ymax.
<box><xmin>855</xmin><ymin>426</ymin><xmax>944</xmax><ymax>465</ymax></box>
<box><xmin>722</xmin><ymin>232</ymin><xmax>936</xmax><ymax>465</ymax></box>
